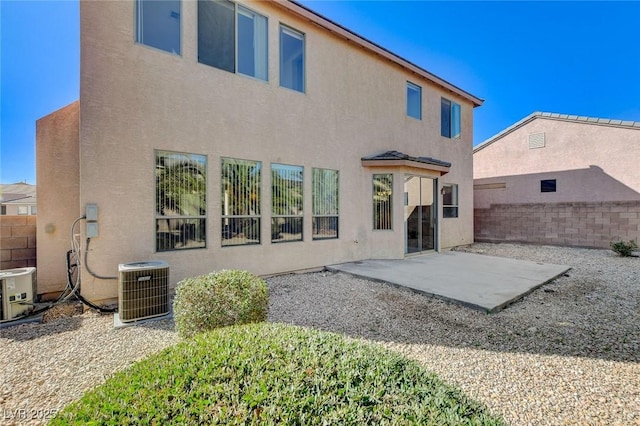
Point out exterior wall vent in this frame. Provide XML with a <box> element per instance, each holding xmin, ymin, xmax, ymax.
<box><xmin>528</xmin><ymin>132</ymin><xmax>546</xmax><ymax>149</ymax></box>
<box><xmin>118</xmin><ymin>261</ymin><xmax>169</xmax><ymax>323</ymax></box>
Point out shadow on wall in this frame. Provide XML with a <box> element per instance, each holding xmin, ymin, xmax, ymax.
<box><xmin>474</xmin><ymin>165</ymin><xmax>640</xmax><ymax>209</ymax></box>
<box><xmin>473</xmin><ymin>165</ymin><xmax>640</xmax><ymax>249</ymax></box>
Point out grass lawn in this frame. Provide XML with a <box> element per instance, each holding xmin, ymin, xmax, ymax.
<box><xmin>51</xmin><ymin>323</ymin><xmax>504</xmax><ymax>425</ymax></box>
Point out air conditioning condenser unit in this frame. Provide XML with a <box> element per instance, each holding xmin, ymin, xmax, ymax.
<box><xmin>118</xmin><ymin>261</ymin><xmax>169</xmax><ymax>323</ymax></box>
<box><xmin>0</xmin><ymin>267</ymin><xmax>36</xmax><ymax>321</ymax></box>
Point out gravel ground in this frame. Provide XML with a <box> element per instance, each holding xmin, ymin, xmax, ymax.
<box><xmin>1</xmin><ymin>243</ymin><xmax>638</xmax><ymax>425</ymax></box>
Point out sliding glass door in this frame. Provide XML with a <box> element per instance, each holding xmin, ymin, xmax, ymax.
<box><xmin>404</xmin><ymin>175</ymin><xmax>436</xmax><ymax>254</ymax></box>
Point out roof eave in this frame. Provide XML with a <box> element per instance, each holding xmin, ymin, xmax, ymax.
<box><xmin>361</xmin><ymin>159</ymin><xmax>450</xmax><ymax>175</ymax></box>
<box><xmin>274</xmin><ymin>0</ymin><xmax>484</xmax><ymax>107</ymax></box>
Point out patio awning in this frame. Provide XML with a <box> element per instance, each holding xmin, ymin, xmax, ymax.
<box><xmin>361</xmin><ymin>150</ymin><xmax>451</xmax><ymax>175</ymax></box>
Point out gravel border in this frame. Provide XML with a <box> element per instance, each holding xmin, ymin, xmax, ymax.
<box><xmin>1</xmin><ymin>243</ymin><xmax>638</xmax><ymax>425</ymax></box>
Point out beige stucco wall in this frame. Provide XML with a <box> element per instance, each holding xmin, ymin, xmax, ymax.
<box><xmin>76</xmin><ymin>0</ymin><xmax>476</xmax><ymax>302</ymax></box>
<box><xmin>474</xmin><ymin>117</ymin><xmax>640</xmax><ymax>209</ymax></box>
<box><xmin>36</xmin><ymin>101</ymin><xmax>80</xmax><ymax>296</ymax></box>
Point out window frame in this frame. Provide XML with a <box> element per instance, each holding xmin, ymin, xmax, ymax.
<box><xmin>135</xmin><ymin>0</ymin><xmax>182</xmax><ymax>55</ymax></box>
<box><xmin>541</xmin><ymin>179</ymin><xmax>557</xmax><ymax>193</ymax></box>
<box><xmin>271</xmin><ymin>163</ymin><xmax>304</xmax><ymax>243</ymax></box>
<box><xmin>441</xmin><ymin>97</ymin><xmax>461</xmax><ymax>139</ymax></box>
<box><xmin>197</xmin><ymin>0</ymin><xmax>269</xmax><ymax>81</ymax></box>
<box><xmin>312</xmin><ymin>168</ymin><xmax>339</xmax><ymax>240</ymax></box>
<box><xmin>221</xmin><ymin>157</ymin><xmax>262</xmax><ymax>247</ymax></box>
<box><xmin>155</xmin><ymin>150</ymin><xmax>207</xmax><ymax>252</ymax></box>
<box><xmin>279</xmin><ymin>24</ymin><xmax>306</xmax><ymax>93</ymax></box>
<box><xmin>442</xmin><ymin>183</ymin><xmax>459</xmax><ymax>218</ymax></box>
<box><xmin>406</xmin><ymin>82</ymin><xmax>422</xmax><ymax>120</ymax></box>
<box><xmin>373</xmin><ymin>174</ymin><xmax>393</xmax><ymax>230</ymax></box>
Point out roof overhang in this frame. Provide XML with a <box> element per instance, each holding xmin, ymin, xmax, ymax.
<box><xmin>361</xmin><ymin>151</ymin><xmax>451</xmax><ymax>176</ymax></box>
<box><xmin>272</xmin><ymin>0</ymin><xmax>484</xmax><ymax>107</ymax></box>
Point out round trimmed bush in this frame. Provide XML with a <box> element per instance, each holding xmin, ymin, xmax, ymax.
<box><xmin>50</xmin><ymin>323</ymin><xmax>504</xmax><ymax>425</ymax></box>
<box><xmin>173</xmin><ymin>269</ymin><xmax>268</xmax><ymax>338</ymax></box>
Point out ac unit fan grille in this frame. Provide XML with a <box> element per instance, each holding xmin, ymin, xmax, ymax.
<box><xmin>118</xmin><ymin>266</ymin><xmax>169</xmax><ymax>322</ymax></box>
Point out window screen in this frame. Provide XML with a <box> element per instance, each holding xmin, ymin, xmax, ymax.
<box><xmin>155</xmin><ymin>151</ymin><xmax>207</xmax><ymax>251</ymax></box>
<box><xmin>272</xmin><ymin>164</ymin><xmax>303</xmax><ymax>243</ymax></box>
<box><xmin>312</xmin><ymin>168</ymin><xmax>338</xmax><ymax>239</ymax></box>
<box><xmin>221</xmin><ymin>158</ymin><xmax>261</xmax><ymax>246</ymax></box>
<box><xmin>373</xmin><ymin>174</ymin><xmax>393</xmax><ymax>230</ymax></box>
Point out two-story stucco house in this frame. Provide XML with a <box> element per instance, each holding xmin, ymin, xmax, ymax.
<box><xmin>474</xmin><ymin>112</ymin><xmax>640</xmax><ymax>248</ymax></box>
<box><xmin>36</xmin><ymin>0</ymin><xmax>483</xmax><ymax>302</ymax></box>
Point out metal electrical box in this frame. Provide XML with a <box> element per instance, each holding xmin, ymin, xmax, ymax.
<box><xmin>0</xmin><ymin>267</ymin><xmax>36</xmax><ymax>320</ymax></box>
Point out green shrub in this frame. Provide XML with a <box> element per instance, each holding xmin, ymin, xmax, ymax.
<box><xmin>173</xmin><ymin>269</ymin><xmax>268</xmax><ymax>338</ymax></box>
<box><xmin>610</xmin><ymin>239</ymin><xmax>638</xmax><ymax>257</ymax></box>
<box><xmin>51</xmin><ymin>323</ymin><xmax>504</xmax><ymax>425</ymax></box>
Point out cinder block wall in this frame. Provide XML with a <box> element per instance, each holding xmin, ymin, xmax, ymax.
<box><xmin>474</xmin><ymin>201</ymin><xmax>640</xmax><ymax>249</ymax></box>
<box><xmin>0</xmin><ymin>215</ymin><xmax>37</xmax><ymax>269</ymax></box>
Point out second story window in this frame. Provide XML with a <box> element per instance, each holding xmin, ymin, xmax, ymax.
<box><xmin>280</xmin><ymin>25</ymin><xmax>305</xmax><ymax>93</ymax></box>
<box><xmin>441</xmin><ymin>98</ymin><xmax>461</xmax><ymax>139</ymax></box>
<box><xmin>406</xmin><ymin>82</ymin><xmax>421</xmax><ymax>120</ymax></box>
<box><xmin>135</xmin><ymin>0</ymin><xmax>181</xmax><ymax>55</ymax></box>
<box><xmin>198</xmin><ymin>0</ymin><xmax>268</xmax><ymax>81</ymax></box>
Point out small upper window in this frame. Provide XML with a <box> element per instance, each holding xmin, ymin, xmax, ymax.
<box><xmin>0</xmin><ymin>205</ymin><xmax>6</xmax><ymax>215</ymax></box>
<box><xmin>541</xmin><ymin>179</ymin><xmax>557</xmax><ymax>193</ymax></box>
<box><xmin>442</xmin><ymin>184</ymin><xmax>458</xmax><ymax>218</ymax></box>
<box><xmin>135</xmin><ymin>0</ymin><xmax>181</xmax><ymax>55</ymax></box>
<box><xmin>406</xmin><ymin>82</ymin><xmax>421</xmax><ymax>120</ymax></box>
<box><xmin>198</xmin><ymin>0</ymin><xmax>268</xmax><ymax>81</ymax></box>
<box><xmin>441</xmin><ymin>98</ymin><xmax>461</xmax><ymax>139</ymax></box>
<box><xmin>17</xmin><ymin>206</ymin><xmax>28</xmax><ymax>215</ymax></box>
<box><xmin>280</xmin><ymin>26</ymin><xmax>305</xmax><ymax>92</ymax></box>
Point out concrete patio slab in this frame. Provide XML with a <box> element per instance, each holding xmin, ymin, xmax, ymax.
<box><xmin>327</xmin><ymin>251</ymin><xmax>571</xmax><ymax>312</ymax></box>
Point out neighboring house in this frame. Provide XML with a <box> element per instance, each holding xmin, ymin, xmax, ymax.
<box><xmin>36</xmin><ymin>0</ymin><xmax>483</xmax><ymax>302</ymax></box>
<box><xmin>0</xmin><ymin>183</ymin><xmax>37</xmax><ymax>216</ymax></box>
<box><xmin>474</xmin><ymin>112</ymin><xmax>640</xmax><ymax>248</ymax></box>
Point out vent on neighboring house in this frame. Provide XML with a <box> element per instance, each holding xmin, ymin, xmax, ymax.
<box><xmin>528</xmin><ymin>132</ymin><xmax>546</xmax><ymax>149</ymax></box>
<box><xmin>118</xmin><ymin>261</ymin><xmax>170</xmax><ymax>323</ymax></box>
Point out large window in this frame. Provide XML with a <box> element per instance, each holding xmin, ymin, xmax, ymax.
<box><xmin>406</xmin><ymin>82</ymin><xmax>421</xmax><ymax>120</ymax></box>
<box><xmin>136</xmin><ymin>0</ymin><xmax>181</xmax><ymax>55</ymax></box>
<box><xmin>280</xmin><ymin>25</ymin><xmax>305</xmax><ymax>92</ymax></box>
<box><xmin>221</xmin><ymin>158</ymin><xmax>261</xmax><ymax>246</ymax></box>
<box><xmin>373</xmin><ymin>174</ymin><xmax>393</xmax><ymax>230</ymax></box>
<box><xmin>155</xmin><ymin>151</ymin><xmax>206</xmax><ymax>251</ymax></box>
<box><xmin>442</xmin><ymin>184</ymin><xmax>458</xmax><ymax>218</ymax></box>
<box><xmin>198</xmin><ymin>0</ymin><xmax>268</xmax><ymax>81</ymax></box>
<box><xmin>312</xmin><ymin>168</ymin><xmax>338</xmax><ymax>239</ymax></box>
<box><xmin>271</xmin><ymin>164</ymin><xmax>303</xmax><ymax>243</ymax></box>
<box><xmin>441</xmin><ymin>98</ymin><xmax>461</xmax><ymax>139</ymax></box>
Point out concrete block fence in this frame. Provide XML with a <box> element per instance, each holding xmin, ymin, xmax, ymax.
<box><xmin>474</xmin><ymin>201</ymin><xmax>640</xmax><ymax>249</ymax></box>
<box><xmin>0</xmin><ymin>215</ymin><xmax>37</xmax><ymax>270</ymax></box>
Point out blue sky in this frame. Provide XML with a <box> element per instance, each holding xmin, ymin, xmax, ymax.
<box><xmin>1</xmin><ymin>1</ymin><xmax>639</xmax><ymax>185</ymax></box>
